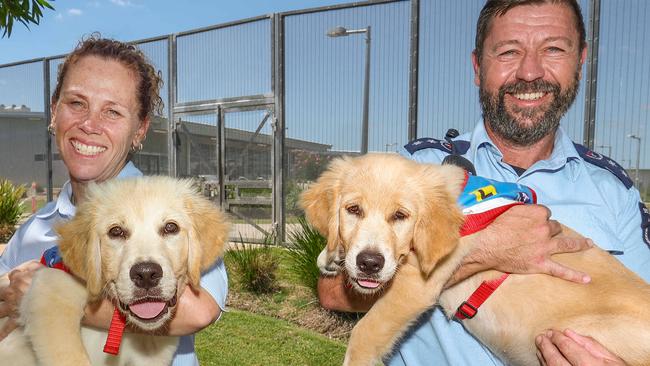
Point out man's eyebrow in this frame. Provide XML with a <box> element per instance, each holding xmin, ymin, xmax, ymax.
<box><xmin>491</xmin><ymin>40</ymin><xmax>520</xmax><ymax>51</ymax></box>
<box><xmin>545</xmin><ymin>36</ymin><xmax>575</xmax><ymax>47</ymax></box>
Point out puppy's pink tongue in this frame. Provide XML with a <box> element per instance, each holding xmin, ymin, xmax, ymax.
<box><xmin>357</xmin><ymin>279</ymin><xmax>381</xmax><ymax>289</ymax></box>
<box><xmin>129</xmin><ymin>302</ymin><xmax>166</xmax><ymax>319</ymax></box>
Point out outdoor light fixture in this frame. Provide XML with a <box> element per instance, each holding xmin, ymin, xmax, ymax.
<box><xmin>628</xmin><ymin>134</ymin><xmax>642</xmax><ymax>189</ymax></box>
<box><xmin>327</xmin><ymin>25</ymin><xmax>372</xmax><ymax>154</ymax></box>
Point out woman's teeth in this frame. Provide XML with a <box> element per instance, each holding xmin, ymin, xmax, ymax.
<box><xmin>72</xmin><ymin>140</ymin><xmax>106</xmax><ymax>156</ymax></box>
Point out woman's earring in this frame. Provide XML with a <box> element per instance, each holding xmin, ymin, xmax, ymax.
<box><xmin>131</xmin><ymin>142</ymin><xmax>143</xmax><ymax>153</ymax></box>
<box><xmin>47</xmin><ymin>124</ymin><xmax>55</xmax><ymax>136</ymax></box>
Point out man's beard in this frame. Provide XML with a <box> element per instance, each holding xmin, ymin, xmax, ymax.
<box><xmin>479</xmin><ymin>70</ymin><xmax>580</xmax><ymax>146</ymax></box>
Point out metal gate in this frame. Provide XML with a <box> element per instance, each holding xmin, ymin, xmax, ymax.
<box><xmin>174</xmin><ymin>101</ymin><xmax>276</xmax><ymax>244</ymax></box>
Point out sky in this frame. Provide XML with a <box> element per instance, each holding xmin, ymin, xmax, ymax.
<box><xmin>0</xmin><ymin>0</ymin><xmax>353</xmax><ymax>65</ymax></box>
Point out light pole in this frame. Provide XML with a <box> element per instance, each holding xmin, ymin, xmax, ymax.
<box><xmin>327</xmin><ymin>25</ymin><xmax>371</xmax><ymax>154</ymax></box>
<box><xmin>628</xmin><ymin>134</ymin><xmax>642</xmax><ymax>189</ymax></box>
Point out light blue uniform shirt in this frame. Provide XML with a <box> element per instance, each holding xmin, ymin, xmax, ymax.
<box><xmin>0</xmin><ymin>161</ymin><xmax>228</xmax><ymax>366</ymax></box>
<box><xmin>388</xmin><ymin>121</ymin><xmax>650</xmax><ymax>366</ymax></box>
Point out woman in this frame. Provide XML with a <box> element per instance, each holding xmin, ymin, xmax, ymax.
<box><xmin>0</xmin><ymin>35</ymin><xmax>227</xmax><ymax>366</ymax></box>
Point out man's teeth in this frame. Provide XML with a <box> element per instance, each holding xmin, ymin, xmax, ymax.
<box><xmin>72</xmin><ymin>140</ymin><xmax>106</xmax><ymax>156</ymax></box>
<box><xmin>514</xmin><ymin>92</ymin><xmax>545</xmax><ymax>101</ymax></box>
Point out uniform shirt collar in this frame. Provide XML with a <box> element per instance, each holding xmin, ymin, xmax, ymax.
<box><xmin>35</xmin><ymin>161</ymin><xmax>143</xmax><ymax>220</ymax></box>
<box><xmin>468</xmin><ymin>119</ymin><xmax>581</xmax><ymax>178</ymax></box>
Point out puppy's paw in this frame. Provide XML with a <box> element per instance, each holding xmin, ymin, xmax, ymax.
<box><xmin>317</xmin><ymin>249</ymin><xmax>342</xmax><ymax>276</ymax></box>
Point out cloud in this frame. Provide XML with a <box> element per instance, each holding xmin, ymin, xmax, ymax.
<box><xmin>110</xmin><ymin>0</ymin><xmax>134</xmax><ymax>6</ymax></box>
<box><xmin>67</xmin><ymin>8</ymin><xmax>83</xmax><ymax>16</ymax></box>
<box><xmin>55</xmin><ymin>13</ymin><xmax>63</xmax><ymax>20</ymax></box>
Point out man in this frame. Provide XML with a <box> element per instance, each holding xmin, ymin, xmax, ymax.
<box><xmin>318</xmin><ymin>1</ymin><xmax>650</xmax><ymax>365</ymax></box>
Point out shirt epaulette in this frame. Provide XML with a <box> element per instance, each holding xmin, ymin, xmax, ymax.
<box><xmin>404</xmin><ymin>137</ymin><xmax>470</xmax><ymax>155</ymax></box>
<box><xmin>573</xmin><ymin>143</ymin><xmax>633</xmax><ymax>189</ymax></box>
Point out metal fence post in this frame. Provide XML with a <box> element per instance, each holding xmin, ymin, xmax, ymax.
<box><xmin>272</xmin><ymin>13</ymin><xmax>286</xmax><ymax>246</ymax></box>
<box><xmin>583</xmin><ymin>0</ymin><xmax>601</xmax><ymax>149</ymax></box>
<box><xmin>408</xmin><ymin>0</ymin><xmax>420</xmax><ymax>142</ymax></box>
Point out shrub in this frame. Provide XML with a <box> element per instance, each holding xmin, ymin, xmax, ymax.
<box><xmin>0</xmin><ymin>179</ymin><xmax>26</xmax><ymax>242</ymax></box>
<box><xmin>226</xmin><ymin>236</ymin><xmax>279</xmax><ymax>294</ymax></box>
<box><xmin>285</xmin><ymin>216</ymin><xmax>326</xmax><ymax>296</ymax></box>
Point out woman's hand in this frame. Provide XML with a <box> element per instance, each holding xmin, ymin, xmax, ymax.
<box><xmin>0</xmin><ymin>260</ymin><xmax>42</xmax><ymax>340</ymax></box>
<box><xmin>536</xmin><ymin>329</ymin><xmax>627</xmax><ymax>366</ymax></box>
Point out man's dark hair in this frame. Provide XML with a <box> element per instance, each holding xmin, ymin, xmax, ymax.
<box><xmin>475</xmin><ymin>0</ymin><xmax>586</xmax><ymax>63</ymax></box>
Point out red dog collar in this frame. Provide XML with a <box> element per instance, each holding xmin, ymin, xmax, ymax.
<box><xmin>40</xmin><ymin>246</ymin><xmax>125</xmax><ymax>355</ymax></box>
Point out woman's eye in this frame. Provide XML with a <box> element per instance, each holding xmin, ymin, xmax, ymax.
<box><xmin>70</xmin><ymin>100</ymin><xmax>84</xmax><ymax>109</ymax></box>
<box><xmin>108</xmin><ymin>225</ymin><xmax>128</xmax><ymax>239</ymax></box>
<box><xmin>162</xmin><ymin>222</ymin><xmax>179</xmax><ymax>235</ymax></box>
<box><xmin>106</xmin><ymin>109</ymin><xmax>122</xmax><ymax>118</ymax></box>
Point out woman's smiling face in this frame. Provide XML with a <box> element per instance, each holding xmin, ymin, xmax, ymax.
<box><xmin>51</xmin><ymin>55</ymin><xmax>149</xmax><ymax>184</ymax></box>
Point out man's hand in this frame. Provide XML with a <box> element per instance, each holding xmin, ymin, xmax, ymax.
<box><xmin>536</xmin><ymin>329</ymin><xmax>627</xmax><ymax>366</ymax></box>
<box><xmin>449</xmin><ymin>205</ymin><xmax>593</xmax><ymax>286</ymax></box>
<box><xmin>0</xmin><ymin>260</ymin><xmax>42</xmax><ymax>341</ymax></box>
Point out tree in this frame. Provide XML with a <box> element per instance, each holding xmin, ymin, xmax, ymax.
<box><xmin>0</xmin><ymin>0</ymin><xmax>55</xmax><ymax>38</ymax></box>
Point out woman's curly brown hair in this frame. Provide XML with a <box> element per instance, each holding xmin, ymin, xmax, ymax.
<box><xmin>52</xmin><ymin>33</ymin><xmax>164</xmax><ymax>121</ymax></box>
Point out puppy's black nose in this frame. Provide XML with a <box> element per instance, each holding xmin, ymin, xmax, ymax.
<box><xmin>356</xmin><ymin>251</ymin><xmax>385</xmax><ymax>275</ymax></box>
<box><xmin>130</xmin><ymin>262</ymin><xmax>163</xmax><ymax>289</ymax></box>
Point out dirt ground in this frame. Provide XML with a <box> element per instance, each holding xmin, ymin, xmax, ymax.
<box><xmin>226</xmin><ymin>286</ymin><xmax>359</xmax><ymax>341</ymax></box>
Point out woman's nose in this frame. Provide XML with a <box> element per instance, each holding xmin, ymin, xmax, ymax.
<box><xmin>78</xmin><ymin>110</ymin><xmax>102</xmax><ymax>134</ymax></box>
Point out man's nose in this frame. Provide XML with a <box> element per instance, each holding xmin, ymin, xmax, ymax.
<box><xmin>515</xmin><ymin>52</ymin><xmax>545</xmax><ymax>82</ymax></box>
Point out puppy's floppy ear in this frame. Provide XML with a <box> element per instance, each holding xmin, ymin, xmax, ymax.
<box><xmin>57</xmin><ymin>207</ymin><xmax>103</xmax><ymax>299</ymax></box>
<box><xmin>185</xmin><ymin>191</ymin><xmax>230</xmax><ymax>289</ymax></box>
<box><xmin>300</xmin><ymin>157</ymin><xmax>351</xmax><ymax>255</ymax></box>
<box><xmin>411</xmin><ymin>164</ymin><xmax>466</xmax><ymax>277</ymax></box>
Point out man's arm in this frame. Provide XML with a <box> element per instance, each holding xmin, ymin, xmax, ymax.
<box><xmin>318</xmin><ymin>204</ymin><xmax>593</xmax><ymax>312</ymax></box>
<box><xmin>446</xmin><ymin>204</ymin><xmax>593</xmax><ymax>287</ymax></box>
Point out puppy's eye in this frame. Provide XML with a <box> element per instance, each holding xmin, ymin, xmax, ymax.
<box><xmin>108</xmin><ymin>225</ymin><xmax>128</xmax><ymax>239</ymax></box>
<box><xmin>393</xmin><ymin>210</ymin><xmax>408</xmax><ymax>221</ymax></box>
<box><xmin>162</xmin><ymin>222</ymin><xmax>179</xmax><ymax>235</ymax></box>
<box><xmin>346</xmin><ymin>205</ymin><xmax>362</xmax><ymax>216</ymax></box>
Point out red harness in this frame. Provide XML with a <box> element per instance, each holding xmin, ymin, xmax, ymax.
<box><xmin>452</xmin><ymin>174</ymin><xmax>537</xmax><ymax>321</ymax></box>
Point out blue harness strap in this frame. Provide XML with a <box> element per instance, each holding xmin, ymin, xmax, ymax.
<box><xmin>458</xmin><ymin>175</ymin><xmax>536</xmax><ymax>236</ymax></box>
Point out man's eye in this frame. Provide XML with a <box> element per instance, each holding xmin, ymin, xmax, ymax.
<box><xmin>546</xmin><ymin>46</ymin><xmax>565</xmax><ymax>53</ymax></box>
<box><xmin>498</xmin><ymin>49</ymin><xmax>517</xmax><ymax>57</ymax></box>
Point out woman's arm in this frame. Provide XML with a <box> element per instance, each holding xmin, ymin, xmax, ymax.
<box><xmin>83</xmin><ymin>285</ymin><xmax>220</xmax><ymax>336</ymax></box>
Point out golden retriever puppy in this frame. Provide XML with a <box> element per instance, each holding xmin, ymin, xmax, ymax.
<box><xmin>0</xmin><ymin>176</ymin><xmax>229</xmax><ymax>366</ymax></box>
<box><xmin>301</xmin><ymin>153</ymin><xmax>650</xmax><ymax>366</ymax></box>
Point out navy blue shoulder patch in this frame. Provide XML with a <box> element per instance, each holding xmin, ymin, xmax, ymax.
<box><xmin>404</xmin><ymin>137</ymin><xmax>470</xmax><ymax>156</ymax></box>
<box><xmin>640</xmin><ymin>202</ymin><xmax>650</xmax><ymax>248</ymax></box>
<box><xmin>573</xmin><ymin>143</ymin><xmax>633</xmax><ymax>189</ymax></box>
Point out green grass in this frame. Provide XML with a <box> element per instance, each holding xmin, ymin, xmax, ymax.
<box><xmin>196</xmin><ymin>309</ymin><xmax>345</xmax><ymax>365</ymax></box>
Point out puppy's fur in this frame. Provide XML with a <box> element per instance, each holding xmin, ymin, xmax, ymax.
<box><xmin>302</xmin><ymin>153</ymin><xmax>650</xmax><ymax>366</ymax></box>
<box><xmin>0</xmin><ymin>176</ymin><xmax>229</xmax><ymax>366</ymax></box>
